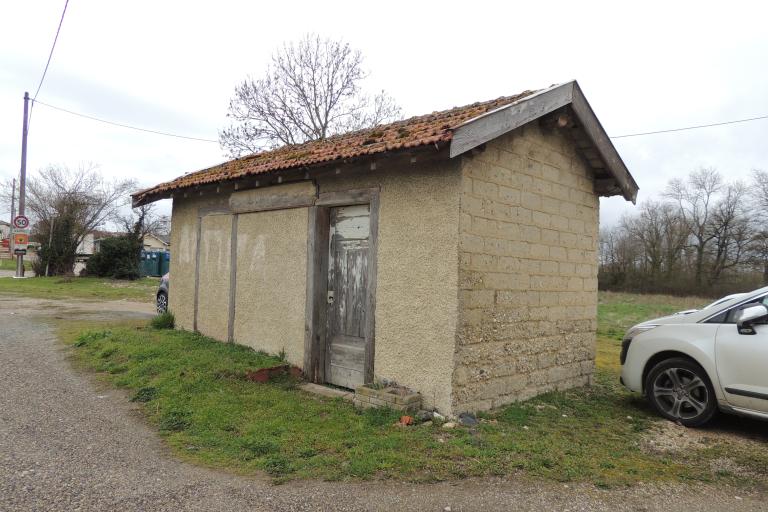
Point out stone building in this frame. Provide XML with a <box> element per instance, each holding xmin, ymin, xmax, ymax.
<box><xmin>133</xmin><ymin>81</ymin><xmax>638</xmax><ymax>415</ymax></box>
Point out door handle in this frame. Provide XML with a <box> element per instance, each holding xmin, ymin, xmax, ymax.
<box><xmin>327</xmin><ymin>291</ymin><xmax>335</xmax><ymax>304</ymax></box>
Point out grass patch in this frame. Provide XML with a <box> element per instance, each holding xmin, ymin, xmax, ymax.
<box><xmin>61</xmin><ymin>292</ymin><xmax>768</xmax><ymax>486</ymax></box>
<box><xmin>0</xmin><ymin>276</ymin><xmax>158</xmax><ymax>302</ymax></box>
<box><xmin>150</xmin><ymin>311</ymin><xmax>175</xmax><ymax>329</ymax></box>
<box><xmin>597</xmin><ymin>291</ymin><xmax>706</xmax><ymax>341</ymax></box>
<box><xmin>0</xmin><ymin>258</ymin><xmax>32</xmax><ymax>271</ymax></box>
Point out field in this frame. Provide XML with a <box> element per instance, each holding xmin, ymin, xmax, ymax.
<box><xmin>60</xmin><ymin>292</ymin><xmax>768</xmax><ymax>486</ymax></box>
<box><xmin>0</xmin><ymin>276</ymin><xmax>159</xmax><ymax>302</ymax></box>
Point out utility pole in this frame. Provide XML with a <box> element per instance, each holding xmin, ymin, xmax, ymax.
<box><xmin>9</xmin><ymin>178</ymin><xmax>16</xmax><ymax>254</ymax></box>
<box><xmin>15</xmin><ymin>92</ymin><xmax>29</xmax><ymax>278</ymax></box>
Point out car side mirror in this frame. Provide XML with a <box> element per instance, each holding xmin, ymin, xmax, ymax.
<box><xmin>736</xmin><ymin>304</ymin><xmax>768</xmax><ymax>335</ymax></box>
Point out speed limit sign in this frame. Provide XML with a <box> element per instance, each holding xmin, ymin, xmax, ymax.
<box><xmin>13</xmin><ymin>215</ymin><xmax>29</xmax><ymax>230</ymax></box>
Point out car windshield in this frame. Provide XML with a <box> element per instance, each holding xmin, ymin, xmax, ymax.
<box><xmin>703</xmin><ymin>293</ymin><xmax>747</xmax><ymax>309</ymax></box>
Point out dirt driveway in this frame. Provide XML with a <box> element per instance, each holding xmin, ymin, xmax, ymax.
<box><xmin>0</xmin><ymin>295</ymin><xmax>765</xmax><ymax>511</ymax></box>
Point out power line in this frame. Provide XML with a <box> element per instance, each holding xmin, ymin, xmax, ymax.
<box><xmin>30</xmin><ymin>94</ymin><xmax>768</xmax><ymax>145</ymax></box>
<box><xmin>33</xmin><ymin>99</ymin><xmax>219</xmax><ymax>143</ymax></box>
<box><xmin>33</xmin><ymin>0</ymin><xmax>70</xmax><ymax>102</ymax></box>
<box><xmin>27</xmin><ymin>0</ymin><xmax>70</xmax><ymax>133</ymax></box>
<box><xmin>611</xmin><ymin>114</ymin><xmax>768</xmax><ymax>139</ymax></box>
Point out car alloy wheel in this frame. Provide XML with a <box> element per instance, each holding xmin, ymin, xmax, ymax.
<box><xmin>645</xmin><ymin>357</ymin><xmax>717</xmax><ymax>427</ymax></box>
<box><xmin>157</xmin><ymin>292</ymin><xmax>168</xmax><ymax>314</ymax></box>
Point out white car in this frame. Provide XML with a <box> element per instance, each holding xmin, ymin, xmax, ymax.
<box><xmin>621</xmin><ymin>286</ymin><xmax>768</xmax><ymax>426</ymax></box>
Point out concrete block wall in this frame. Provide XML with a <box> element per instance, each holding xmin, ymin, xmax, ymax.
<box><xmin>452</xmin><ymin>123</ymin><xmax>600</xmax><ymax>413</ymax></box>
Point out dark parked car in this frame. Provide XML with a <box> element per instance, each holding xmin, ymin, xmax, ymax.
<box><xmin>156</xmin><ymin>273</ymin><xmax>169</xmax><ymax>313</ymax></box>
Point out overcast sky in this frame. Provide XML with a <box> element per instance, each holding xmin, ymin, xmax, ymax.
<box><xmin>1</xmin><ymin>1</ymin><xmax>766</xmax><ymax>227</ymax></box>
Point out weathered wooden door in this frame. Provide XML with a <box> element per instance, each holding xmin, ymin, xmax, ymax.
<box><xmin>325</xmin><ymin>204</ymin><xmax>370</xmax><ymax>389</ymax></box>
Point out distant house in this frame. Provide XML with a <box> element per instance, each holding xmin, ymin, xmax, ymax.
<box><xmin>0</xmin><ymin>220</ymin><xmax>10</xmax><ymax>240</ymax></box>
<box><xmin>143</xmin><ymin>233</ymin><xmax>170</xmax><ymax>252</ymax></box>
<box><xmin>81</xmin><ymin>231</ymin><xmax>115</xmax><ymax>255</ymax></box>
<box><xmin>77</xmin><ymin>233</ymin><xmax>96</xmax><ymax>256</ymax></box>
<box><xmin>77</xmin><ymin>230</ymin><xmax>124</xmax><ymax>274</ymax></box>
<box><xmin>132</xmin><ymin>81</ymin><xmax>638</xmax><ymax>415</ymax></box>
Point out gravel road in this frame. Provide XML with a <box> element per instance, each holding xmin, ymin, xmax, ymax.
<box><xmin>0</xmin><ymin>295</ymin><xmax>765</xmax><ymax>511</ymax></box>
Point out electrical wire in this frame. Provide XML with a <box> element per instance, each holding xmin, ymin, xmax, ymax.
<box><xmin>33</xmin><ymin>0</ymin><xmax>70</xmax><ymax>102</ymax></box>
<box><xmin>30</xmin><ymin>94</ymin><xmax>768</xmax><ymax>145</ymax></box>
<box><xmin>611</xmin><ymin>114</ymin><xmax>768</xmax><ymax>139</ymax></box>
<box><xmin>33</xmin><ymin>99</ymin><xmax>219</xmax><ymax>143</ymax></box>
<box><xmin>27</xmin><ymin>0</ymin><xmax>71</xmax><ymax>133</ymax></box>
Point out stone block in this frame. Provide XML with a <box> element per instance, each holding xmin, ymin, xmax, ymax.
<box><xmin>460</xmin><ymin>233</ymin><xmax>485</xmax><ymax>254</ymax></box>
<box><xmin>541</xmin><ymin>228</ymin><xmax>559</xmax><ymax>245</ymax></box>
<box><xmin>521</xmin><ymin>191</ymin><xmax>541</xmax><ymax>210</ymax></box>
<box><xmin>461</xmin><ymin>194</ymin><xmax>485</xmax><ymax>217</ymax></box>
<box><xmin>498</xmin><ymin>185</ymin><xmax>521</xmax><ymax>205</ymax></box>
<box><xmin>458</xmin><ymin>398</ymin><xmax>494</xmax><ymax>413</ymax></box>
<box><xmin>539</xmin><ymin>260</ymin><xmax>558</xmax><ymax>275</ymax></box>
<box><xmin>569</xmin><ymin>218</ymin><xmax>585</xmax><ymax>234</ymax></box>
<box><xmin>459</xmin><ymin>270</ymin><xmax>486</xmax><ymax>290</ymax></box>
<box><xmin>550</xmin><ymin>215</ymin><xmax>569</xmax><ymax>231</ymax></box>
<box><xmin>486</xmin><ymin>272</ymin><xmax>529</xmax><ymax>291</ymax></box>
<box><xmin>549</xmin><ymin>246</ymin><xmax>567</xmax><ymax>261</ymax></box>
<box><xmin>473</xmin><ymin>179</ymin><xmax>498</xmax><ymax>199</ymax></box>
<box><xmin>497</xmin><ymin>221</ymin><xmax>521</xmax><ymax>240</ymax></box>
<box><xmin>479</xmin><ymin>374</ymin><xmax>527</xmax><ymax>400</ymax></box>
<box><xmin>521</xmin><ymin>225</ymin><xmax>541</xmax><ymax>243</ymax></box>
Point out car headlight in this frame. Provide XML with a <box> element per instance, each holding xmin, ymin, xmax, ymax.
<box><xmin>620</xmin><ymin>324</ymin><xmax>659</xmax><ymax>365</ymax></box>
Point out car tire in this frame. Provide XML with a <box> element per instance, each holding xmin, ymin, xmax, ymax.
<box><xmin>645</xmin><ymin>357</ymin><xmax>717</xmax><ymax>427</ymax></box>
<box><xmin>156</xmin><ymin>291</ymin><xmax>168</xmax><ymax>314</ymax></box>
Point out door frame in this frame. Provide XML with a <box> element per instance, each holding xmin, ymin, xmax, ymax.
<box><xmin>304</xmin><ymin>187</ymin><xmax>380</xmax><ymax>385</ymax></box>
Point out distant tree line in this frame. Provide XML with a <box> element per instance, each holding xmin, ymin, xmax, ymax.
<box><xmin>600</xmin><ymin>168</ymin><xmax>768</xmax><ymax>297</ymax></box>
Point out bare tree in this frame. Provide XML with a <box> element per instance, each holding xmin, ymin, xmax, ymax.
<box><xmin>113</xmin><ymin>203</ymin><xmax>169</xmax><ymax>240</ymax></box>
<box><xmin>219</xmin><ymin>34</ymin><xmax>401</xmax><ymax>157</ymax></box>
<box><xmin>665</xmin><ymin>167</ymin><xmax>722</xmax><ymax>287</ymax></box>
<box><xmin>750</xmin><ymin>169</ymin><xmax>768</xmax><ymax>283</ymax></box>
<box><xmin>28</xmin><ymin>164</ymin><xmax>136</xmax><ymax>275</ymax></box>
<box><xmin>707</xmin><ymin>181</ymin><xmax>750</xmax><ymax>283</ymax></box>
<box><xmin>622</xmin><ymin>202</ymin><xmax>664</xmax><ymax>278</ymax></box>
<box><xmin>753</xmin><ymin>169</ymin><xmax>768</xmax><ymax>213</ymax></box>
<box><xmin>0</xmin><ymin>177</ymin><xmax>19</xmax><ymax>222</ymax></box>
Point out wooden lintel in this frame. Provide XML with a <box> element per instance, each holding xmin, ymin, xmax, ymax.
<box><xmin>316</xmin><ymin>188</ymin><xmax>379</xmax><ymax>207</ymax></box>
<box><xmin>229</xmin><ymin>182</ymin><xmax>317</xmax><ymax>214</ymax></box>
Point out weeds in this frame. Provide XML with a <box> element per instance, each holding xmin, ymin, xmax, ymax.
<box><xmin>150</xmin><ymin>311</ymin><xmax>175</xmax><ymax>329</ymax></box>
<box><xmin>131</xmin><ymin>386</ymin><xmax>158</xmax><ymax>402</ymax></box>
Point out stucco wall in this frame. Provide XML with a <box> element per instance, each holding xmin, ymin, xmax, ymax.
<box><xmin>196</xmin><ymin>214</ymin><xmax>233</xmax><ymax>339</ymax></box>
<box><xmin>453</xmin><ymin>123</ymin><xmax>599</xmax><ymax>412</ymax></box>
<box><xmin>167</xmin><ymin>160</ymin><xmax>461</xmax><ymax>414</ymax></box>
<box><xmin>317</xmin><ymin>161</ymin><xmax>461</xmax><ymax>413</ymax></box>
<box><xmin>233</xmin><ymin>209</ymin><xmax>308</xmax><ymax>366</ymax></box>
<box><xmin>168</xmin><ymin>194</ymin><xmax>229</xmax><ymax>331</ymax></box>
